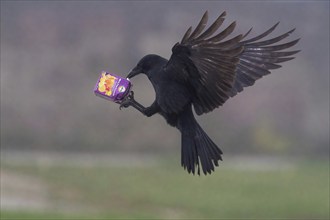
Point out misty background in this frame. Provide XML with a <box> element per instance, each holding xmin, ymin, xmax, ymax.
<box><xmin>1</xmin><ymin>1</ymin><xmax>329</xmax><ymax>157</ymax></box>
<box><xmin>1</xmin><ymin>1</ymin><xmax>329</xmax><ymax>219</ymax></box>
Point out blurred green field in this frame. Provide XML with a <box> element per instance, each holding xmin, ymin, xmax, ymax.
<box><xmin>1</xmin><ymin>156</ymin><xmax>329</xmax><ymax>219</ymax></box>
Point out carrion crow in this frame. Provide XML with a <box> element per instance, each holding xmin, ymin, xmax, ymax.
<box><xmin>120</xmin><ymin>11</ymin><xmax>300</xmax><ymax>175</ymax></box>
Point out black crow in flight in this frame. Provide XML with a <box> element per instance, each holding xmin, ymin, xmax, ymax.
<box><xmin>120</xmin><ymin>11</ymin><xmax>300</xmax><ymax>175</ymax></box>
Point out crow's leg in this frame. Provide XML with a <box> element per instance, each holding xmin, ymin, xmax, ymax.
<box><xmin>119</xmin><ymin>91</ymin><xmax>159</xmax><ymax>117</ymax></box>
<box><xmin>119</xmin><ymin>91</ymin><xmax>144</xmax><ymax>111</ymax></box>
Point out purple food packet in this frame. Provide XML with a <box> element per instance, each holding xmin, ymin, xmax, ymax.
<box><xmin>94</xmin><ymin>71</ymin><xmax>132</xmax><ymax>103</ymax></box>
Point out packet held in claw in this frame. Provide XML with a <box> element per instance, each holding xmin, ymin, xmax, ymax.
<box><xmin>94</xmin><ymin>71</ymin><xmax>131</xmax><ymax>103</ymax></box>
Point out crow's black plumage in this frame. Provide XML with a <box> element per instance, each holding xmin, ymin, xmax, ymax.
<box><xmin>120</xmin><ymin>11</ymin><xmax>300</xmax><ymax>175</ymax></box>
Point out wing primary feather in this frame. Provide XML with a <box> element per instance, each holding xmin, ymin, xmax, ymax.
<box><xmin>245</xmin><ymin>39</ymin><xmax>300</xmax><ymax>51</ymax></box>
<box><xmin>197</xmin><ymin>57</ymin><xmax>237</xmax><ymax>73</ymax></box>
<box><xmin>207</xmin><ymin>21</ymin><xmax>237</xmax><ymax>43</ymax></box>
<box><xmin>245</xmin><ymin>28</ymin><xmax>296</xmax><ymax>47</ymax></box>
<box><xmin>243</xmin><ymin>50</ymin><xmax>300</xmax><ymax>58</ymax></box>
<box><xmin>194</xmin><ymin>12</ymin><xmax>226</xmax><ymax>41</ymax></box>
<box><xmin>236</xmin><ymin>72</ymin><xmax>256</xmax><ymax>87</ymax></box>
<box><xmin>253</xmin><ymin>61</ymin><xmax>282</xmax><ymax>70</ymax></box>
<box><xmin>197</xmin><ymin>50</ymin><xmax>241</xmax><ymax>62</ymax></box>
<box><xmin>239</xmin><ymin>59</ymin><xmax>271</xmax><ymax>75</ymax></box>
<box><xmin>181</xmin><ymin>26</ymin><xmax>193</xmax><ymax>43</ymax></box>
<box><xmin>240</xmin><ymin>22</ymin><xmax>279</xmax><ymax>44</ymax></box>
<box><xmin>187</xmin><ymin>11</ymin><xmax>209</xmax><ymax>41</ymax></box>
<box><xmin>216</xmin><ymin>34</ymin><xmax>243</xmax><ymax>48</ymax></box>
<box><xmin>241</xmin><ymin>27</ymin><xmax>253</xmax><ymax>40</ymax></box>
<box><xmin>196</xmin><ymin>44</ymin><xmax>244</xmax><ymax>56</ymax></box>
<box><xmin>236</xmin><ymin>64</ymin><xmax>263</xmax><ymax>80</ymax></box>
<box><xmin>240</xmin><ymin>54</ymin><xmax>295</xmax><ymax>64</ymax></box>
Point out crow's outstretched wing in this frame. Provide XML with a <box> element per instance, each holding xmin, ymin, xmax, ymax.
<box><xmin>229</xmin><ymin>23</ymin><xmax>300</xmax><ymax>97</ymax></box>
<box><xmin>166</xmin><ymin>11</ymin><xmax>300</xmax><ymax>115</ymax></box>
<box><xmin>166</xmin><ymin>11</ymin><xmax>243</xmax><ymax>115</ymax></box>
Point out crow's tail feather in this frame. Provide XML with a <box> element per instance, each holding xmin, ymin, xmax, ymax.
<box><xmin>178</xmin><ymin>106</ymin><xmax>223</xmax><ymax>175</ymax></box>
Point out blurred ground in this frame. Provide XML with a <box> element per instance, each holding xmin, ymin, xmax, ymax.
<box><xmin>1</xmin><ymin>169</ymin><xmax>49</xmax><ymax>211</ymax></box>
<box><xmin>1</xmin><ymin>151</ymin><xmax>329</xmax><ymax>219</ymax></box>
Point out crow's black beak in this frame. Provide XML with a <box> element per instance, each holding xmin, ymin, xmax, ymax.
<box><xmin>127</xmin><ymin>66</ymin><xmax>142</xmax><ymax>79</ymax></box>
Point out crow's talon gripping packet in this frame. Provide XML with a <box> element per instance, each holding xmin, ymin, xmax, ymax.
<box><xmin>94</xmin><ymin>71</ymin><xmax>132</xmax><ymax>103</ymax></box>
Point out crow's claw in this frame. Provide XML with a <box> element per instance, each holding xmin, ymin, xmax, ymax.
<box><xmin>127</xmin><ymin>91</ymin><xmax>134</xmax><ymax>100</ymax></box>
<box><xmin>119</xmin><ymin>100</ymin><xmax>130</xmax><ymax>110</ymax></box>
<box><xmin>119</xmin><ymin>91</ymin><xmax>135</xmax><ymax>110</ymax></box>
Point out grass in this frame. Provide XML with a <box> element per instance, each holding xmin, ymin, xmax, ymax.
<box><xmin>1</xmin><ymin>156</ymin><xmax>329</xmax><ymax>219</ymax></box>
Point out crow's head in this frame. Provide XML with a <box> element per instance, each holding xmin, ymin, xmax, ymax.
<box><xmin>127</xmin><ymin>54</ymin><xmax>166</xmax><ymax>79</ymax></box>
